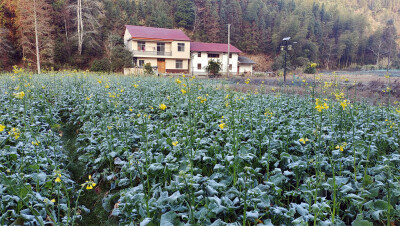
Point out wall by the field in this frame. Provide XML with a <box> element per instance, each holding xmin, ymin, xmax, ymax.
<box><xmin>124</xmin><ymin>68</ymin><xmax>144</xmax><ymax>75</ymax></box>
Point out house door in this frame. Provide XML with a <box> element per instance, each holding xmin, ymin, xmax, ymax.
<box><xmin>157</xmin><ymin>59</ymin><xmax>166</xmax><ymax>73</ymax></box>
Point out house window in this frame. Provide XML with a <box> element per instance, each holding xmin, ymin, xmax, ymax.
<box><xmin>197</xmin><ymin>63</ymin><xmax>202</xmax><ymax>70</ymax></box>
<box><xmin>229</xmin><ymin>53</ymin><xmax>232</xmax><ymax>58</ymax></box>
<box><xmin>138</xmin><ymin>41</ymin><xmax>145</xmax><ymax>51</ymax></box>
<box><xmin>139</xmin><ymin>60</ymin><xmax>145</xmax><ymax>67</ymax></box>
<box><xmin>208</xmin><ymin>53</ymin><xmax>219</xmax><ymax>58</ymax></box>
<box><xmin>198</xmin><ymin>52</ymin><xmax>201</xmax><ymax>57</ymax></box>
<box><xmin>176</xmin><ymin>60</ymin><xmax>183</xmax><ymax>69</ymax></box>
<box><xmin>229</xmin><ymin>64</ymin><xmax>232</xmax><ymax>70</ymax></box>
<box><xmin>178</xmin><ymin>43</ymin><xmax>185</xmax><ymax>52</ymax></box>
<box><xmin>157</xmin><ymin>42</ymin><xmax>165</xmax><ymax>55</ymax></box>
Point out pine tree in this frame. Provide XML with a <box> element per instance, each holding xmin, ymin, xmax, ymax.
<box><xmin>174</xmin><ymin>0</ymin><xmax>195</xmax><ymax>29</ymax></box>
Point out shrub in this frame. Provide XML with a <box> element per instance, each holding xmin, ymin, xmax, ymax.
<box><xmin>304</xmin><ymin>62</ymin><xmax>317</xmax><ymax>74</ymax></box>
<box><xmin>144</xmin><ymin>63</ymin><xmax>153</xmax><ymax>74</ymax></box>
<box><xmin>205</xmin><ymin>59</ymin><xmax>222</xmax><ymax>76</ymax></box>
<box><xmin>90</xmin><ymin>58</ymin><xmax>110</xmax><ymax>72</ymax></box>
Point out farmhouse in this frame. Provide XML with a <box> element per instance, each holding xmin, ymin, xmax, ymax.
<box><xmin>124</xmin><ymin>25</ymin><xmax>191</xmax><ymax>73</ymax></box>
<box><xmin>124</xmin><ymin>25</ymin><xmax>251</xmax><ymax>75</ymax></box>
<box><xmin>190</xmin><ymin>42</ymin><xmax>241</xmax><ymax>75</ymax></box>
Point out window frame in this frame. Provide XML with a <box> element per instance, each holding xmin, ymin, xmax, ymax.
<box><xmin>197</xmin><ymin>63</ymin><xmax>202</xmax><ymax>70</ymax></box>
<box><xmin>138</xmin><ymin>41</ymin><xmax>146</xmax><ymax>51</ymax></box>
<box><xmin>178</xmin><ymin>43</ymin><xmax>185</xmax><ymax>52</ymax></box>
<box><xmin>139</xmin><ymin>60</ymin><xmax>145</xmax><ymax>67</ymax></box>
<box><xmin>208</xmin><ymin>53</ymin><xmax>219</xmax><ymax>58</ymax></box>
<box><xmin>198</xmin><ymin>52</ymin><xmax>201</xmax><ymax>57</ymax></box>
<box><xmin>176</xmin><ymin>60</ymin><xmax>183</xmax><ymax>69</ymax></box>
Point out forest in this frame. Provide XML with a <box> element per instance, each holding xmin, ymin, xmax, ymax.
<box><xmin>0</xmin><ymin>0</ymin><xmax>399</xmax><ymax>72</ymax></box>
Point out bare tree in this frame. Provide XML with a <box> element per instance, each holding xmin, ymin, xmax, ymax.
<box><xmin>34</xmin><ymin>0</ymin><xmax>41</xmax><ymax>73</ymax></box>
<box><xmin>369</xmin><ymin>39</ymin><xmax>386</xmax><ymax>66</ymax></box>
<box><xmin>72</xmin><ymin>0</ymin><xmax>104</xmax><ymax>55</ymax></box>
<box><xmin>12</xmin><ymin>0</ymin><xmax>54</xmax><ymax>70</ymax></box>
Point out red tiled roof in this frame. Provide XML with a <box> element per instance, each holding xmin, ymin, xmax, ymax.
<box><xmin>190</xmin><ymin>42</ymin><xmax>242</xmax><ymax>53</ymax></box>
<box><xmin>125</xmin><ymin>25</ymin><xmax>191</xmax><ymax>41</ymax></box>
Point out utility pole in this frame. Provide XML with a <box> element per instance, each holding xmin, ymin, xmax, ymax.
<box><xmin>282</xmin><ymin>37</ymin><xmax>291</xmax><ymax>83</ymax></box>
<box><xmin>34</xmin><ymin>0</ymin><xmax>41</xmax><ymax>74</ymax></box>
<box><xmin>227</xmin><ymin>24</ymin><xmax>231</xmax><ymax>77</ymax></box>
<box><xmin>283</xmin><ymin>41</ymin><xmax>287</xmax><ymax>83</ymax></box>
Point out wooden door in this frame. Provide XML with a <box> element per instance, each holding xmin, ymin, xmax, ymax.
<box><xmin>157</xmin><ymin>59</ymin><xmax>166</xmax><ymax>73</ymax></box>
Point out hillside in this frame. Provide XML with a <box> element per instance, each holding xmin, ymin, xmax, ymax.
<box><xmin>0</xmin><ymin>0</ymin><xmax>399</xmax><ymax>71</ymax></box>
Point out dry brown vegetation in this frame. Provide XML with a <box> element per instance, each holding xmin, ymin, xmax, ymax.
<box><xmin>204</xmin><ymin>73</ymin><xmax>400</xmax><ymax>105</ymax></box>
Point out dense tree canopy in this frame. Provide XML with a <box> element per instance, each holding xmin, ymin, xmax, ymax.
<box><xmin>0</xmin><ymin>0</ymin><xmax>399</xmax><ymax>71</ymax></box>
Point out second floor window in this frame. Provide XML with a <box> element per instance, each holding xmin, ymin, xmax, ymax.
<box><xmin>208</xmin><ymin>53</ymin><xmax>219</xmax><ymax>58</ymax></box>
<box><xmin>178</xmin><ymin>43</ymin><xmax>185</xmax><ymax>52</ymax></box>
<box><xmin>157</xmin><ymin>42</ymin><xmax>165</xmax><ymax>54</ymax></box>
<box><xmin>198</xmin><ymin>52</ymin><xmax>201</xmax><ymax>57</ymax></box>
<box><xmin>138</xmin><ymin>41</ymin><xmax>145</xmax><ymax>51</ymax></box>
<box><xmin>176</xmin><ymin>60</ymin><xmax>183</xmax><ymax>69</ymax></box>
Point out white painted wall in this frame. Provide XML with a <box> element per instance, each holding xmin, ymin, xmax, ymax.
<box><xmin>191</xmin><ymin>52</ymin><xmax>239</xmax><ymax>75</ymax></box>
<box><xmin>123</xmin><ymin>28</ymin><xmax>132</xmax><ymax>51</ymax></box>
<box><xmin>239</xmin><ymin>64</ymin><xmax>253</xmax><ymax>75</ymax></box>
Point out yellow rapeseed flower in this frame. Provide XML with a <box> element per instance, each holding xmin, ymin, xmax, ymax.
<box><xmin>97</xmin><ymin>80</ymin><xmax>102</xmax><ymax>84</ymax></box>
<box><xmin>8</xmin><ymin>128</ymin><xmax>20</xmax><ymax>139</ymax></box>
<box><xmin>299</xmin><ymin>138</ymin><xmax>309</xmax><ymax>144</ymax></box>
<box><xmin>245</xmin><ymin>78</ymin><xmax>250</xmax><ymax>84</ymax></box>
<box><xmin>55</xmin><ymin>177</ymin><xmax>61</xmax><ymax>183</ymax></box>
<box><xmin>181</xmin><ymin>89</ymin><xmax>187</xmax><ymax>94</ymax></box>
<box><xmin>129</xmin><ymin>107</ymin><xmax>133</xmax><ymax>112</ymax></box>
<box><xmin>160</xmin><ymin>104</ymin><xmax>167</xmax><ymax>110</ymax></box>
<box><xmin>133</xmin><ymin>84</ymin><xmax>138</xmax><ymax>88</ymax></box>
<box><xmin>340</xmin><ymin>99</ymin><xmax>349</xmax><ymax>110</ymax></box>
<box><xmin>172</xmin><ymin>141</ymin><xmax>178</xmax><ymax>146</ymax></box>
<box><xmin>176</xmin><ymin>78</ymin><xmax>182</xmax><ymax>84</ymax></box>
<box><xmin>105</xmin><ymin>85</ymin><xmax>110</xmax><ymax>89</ymax></box>
<box><xmin>0</xmin><ymin>124</ymin><xmax>5</xmax><ymax>132</ymax></box>
<box><xmin>32</xmin><ymin>141</ymin><xmax>40</xmax><ymax>146</ymax></box>
<box><xmin>51</xmin><ymin>199</ymin><xmax>56</xmax><ymax>203</ymax></box>
<box><xmin>315</xmin><ymin>98</ymin><xmax>329</xmax><ymax>112</ymax></box>
<box><xmin>219</xmin><ymin>123</ymin><xmax>226</xmax><ymax>129</ymax></box>
<box><xmin>13</xmin><ymin>91</ymin><xmax>25</xmax><ymax>99</ymax></box>
<box><xmin>84</xmin><ymin>175</ymin><xmax>96</xmax><ymax>190</ymax></box>
<box><xmin>335</xmin><ymin>142</ymin><xmax>347</xmax><ymax>151</ymax></box>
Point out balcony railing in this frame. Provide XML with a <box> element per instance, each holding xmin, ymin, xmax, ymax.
<box><xmin>133</xmin><ymin>50</ymin><xmax>172</xmax><ymax>56</ymax></box>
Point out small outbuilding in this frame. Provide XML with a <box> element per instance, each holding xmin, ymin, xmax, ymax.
<box><xmin>238</xmin><ymin>56</ymin><xmax>256</xmax><ymax>76</ymax></box>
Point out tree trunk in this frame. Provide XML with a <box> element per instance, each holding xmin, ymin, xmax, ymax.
<box><xmin>34</xmin><ymin>0</ymin><xmax>41</xmax><ymax>74</ymax></box>
<box><xmin>77</xmin><ymin>0</ymin><xmax>83</xmax><ymax>55</ymax></box>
